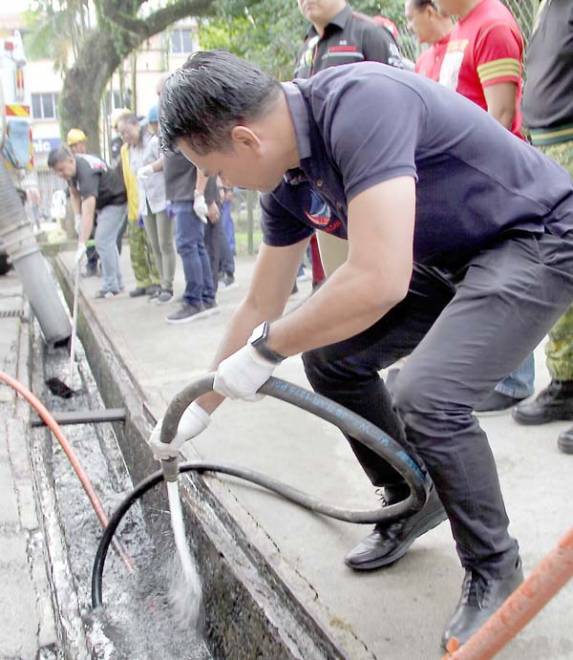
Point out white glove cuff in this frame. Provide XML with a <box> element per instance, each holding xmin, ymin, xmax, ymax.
<box><xmin>189</xmin><ymin>401</ymin><xmax>211</xmax><ymax>427</ymax></box>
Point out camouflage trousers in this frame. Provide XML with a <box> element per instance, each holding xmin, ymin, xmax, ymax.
<box><xmin>127</xmin><ymin>221</ymin><xmax>160</xmax><ymax>289</ymax></box>
<box><xmin>543</xmin><ymin>141</ymin><xmax>573</xmax><ymax>379</ymax></box>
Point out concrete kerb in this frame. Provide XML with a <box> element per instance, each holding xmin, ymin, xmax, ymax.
<box><xmin>51</xmin><ymin>255</ymin><xmax>348</xmax><ymax>659</ymax></box>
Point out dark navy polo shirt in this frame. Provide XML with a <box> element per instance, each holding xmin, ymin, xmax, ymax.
<box><xmin>261</xmin><ymin>63</ymin><xmax>573</xmax><ymax>266</ymax></box>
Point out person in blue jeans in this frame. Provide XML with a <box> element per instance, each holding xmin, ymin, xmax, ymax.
<box><xmin>163</xmin><ymin>150</ymin><xmax>218</xmax><ymax>323</ymax></box>
<box><xmin>48</xmin><ymin>146</ymin><xmax>126</xmax><ymax>299</ymax></box>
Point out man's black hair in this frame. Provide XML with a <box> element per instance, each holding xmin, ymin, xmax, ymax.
<box><xmin>161</xmin><ymin>50</ymin><xmax>281</xmax><ymax>155</ymax></box>
<box><xmin>47</xmin><ymin>145</ymin><xmax>74</xmax><ymax>168</ymax></box>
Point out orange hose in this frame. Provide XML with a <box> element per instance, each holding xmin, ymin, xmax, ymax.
<box><xmin>0</xmin><ymin>370</ymin><xmax>134</xmax><ymax>573</ymax></box>
<box><xmin>444</xmin><ymin>526</ymin><xmax>573</xmax><ymax>659</ymax></box>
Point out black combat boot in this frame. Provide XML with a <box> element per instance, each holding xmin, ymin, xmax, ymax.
<box><xmin>512</xmin><ymin>380</ymin><xmax>573</xmax><ymax>425</ymax></box>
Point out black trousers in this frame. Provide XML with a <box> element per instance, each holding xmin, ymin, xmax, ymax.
<box><xmin>303</xmin><ymin>231</ymin><xmax>573</xmax><ymax>577</ymax></box>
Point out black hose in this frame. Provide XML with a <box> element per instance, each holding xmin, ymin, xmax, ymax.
<box><xmin>92</xmin><ymin>376</ymin><xmax>428</xmax><ymax>608</ymax></box>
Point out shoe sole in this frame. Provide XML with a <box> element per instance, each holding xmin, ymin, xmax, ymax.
<box><xmin>345</xmin><ymin>506</ymin><xmax>448</xmax><ymax>571</ymax></box>
<box><xmin>512</xmin><ymin>410</ymin><xmax>573</xmax><ymax>426</ymax></box>
<box><xmin>166</xmin><ymin>307</ymin><xmax>218</xmax><ymax>324</ymax></box>
<box><xmin>558</xmin><ymin>433</ymin><xmax>573</xmax><ymax>454</ymax></box>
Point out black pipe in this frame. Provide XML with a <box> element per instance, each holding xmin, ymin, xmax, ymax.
<box><xmin>93</xmin><ymin>377</ymin><xmax>428</xmax><ymax>608</ymax></box>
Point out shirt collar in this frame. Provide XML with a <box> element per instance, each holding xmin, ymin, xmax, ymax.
<box><xmin>281</xmin><ymin>82</ymin><xmax>311</xmax><ymax>163</ymax></box>
<box><xmin>306</xmin><ymin>3</ymin><xmax>353</xmax><ymax>37</ymax></box>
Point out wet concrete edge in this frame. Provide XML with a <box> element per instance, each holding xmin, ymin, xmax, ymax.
<box><xmin>52</xmin><ymin>258</ymin><xmax>347</xmax><ymax>660</ymax></box>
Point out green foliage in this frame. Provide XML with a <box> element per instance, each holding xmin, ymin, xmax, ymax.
<box><xmin>198</xmin><ymin>0</ymin><xmax>306</xmax><ymax>79</ymax></box>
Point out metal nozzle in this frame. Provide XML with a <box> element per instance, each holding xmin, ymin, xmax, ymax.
<box><xmin>161</xmin><ymin>457</ymin><xmax>179</xmax><ymax>482</ymax></box>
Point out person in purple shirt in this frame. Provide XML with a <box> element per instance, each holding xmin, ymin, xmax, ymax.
<box><xmin>155</xmin><ymin>51</ymin><xmax>573</xmax><ymax>649</ymax></box>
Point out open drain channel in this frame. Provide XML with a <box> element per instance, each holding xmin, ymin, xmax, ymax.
<box><xmin>31</xmin><ymin>333</ymin><xmax>211</xmax><ymax>659</ymax></box>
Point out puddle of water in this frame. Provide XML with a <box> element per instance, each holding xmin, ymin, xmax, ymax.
<box><xmin>40</xmin><ymin>346</ymin><xmax>212</xmax><ymax>659</ymax></box>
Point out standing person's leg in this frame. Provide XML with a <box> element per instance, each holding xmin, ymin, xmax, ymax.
<box><xmin>198</xmin><ymin>221</ymin><xmax>216</xmax><ymax>310</ymax></box>
<box><xmin>513</xmin><ymin>143</ymin><xmax>573</xmax><ymax>434</ymax></box>
<box><xmin>142</xmin><ymin>222</ymin><xmax>161</xmax><ymax>296</ymax></box>
<box><xmin>94</xmin><ymin>204</ymin><xmax>124</xmax><ymax>296</ymax></box>
<box><xmin>474</xmin><ymin>354</ymin><xmax>536</xmax><ymax>413</ymax></box>
<box><xmin>168</xmin><ymin>203</ymin><xmax>208</xmax><ymax>323</ymax></box>
<box><xmin>142</xmin><ymin>210</ymin><xmax>164</xmax><ymax>287</ymax></box>
<box><xmin>155</xmin><ymin>209</ymin><xmax>176</xmax><ymax>302</ymax></box>
<box><xmin>391</xmin><ymin>233</ymin><xmax>573</xmax><ymax>646</ymax></box>
<box><xmin>116</xmin><ymin>212</ymin><xmax>127</xmax><ymax>254</ymax></box>
<box><xmin>204</xmin><ymin>220</ymin><xmax>222</xmax><ymax>294</ymax></box>
<box><xmin>127</xmin><ymin>221</ymin><xmax>153</xmax><ymax>295</ymax></box>
<box><xmin>219</xmin><ymin>220</ymin><xmax>236</xmax><ymax>286</ymax></box>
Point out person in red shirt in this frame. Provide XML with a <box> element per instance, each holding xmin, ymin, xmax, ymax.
<box><xmin>436</xmin><ymin>0</ymin><xmax>524</xmax><ymax>138</ymax></box>
<box><xmin>405</xmin><ymin>0</ymin><xmax>453</xmax><ymax>81</ymax></box>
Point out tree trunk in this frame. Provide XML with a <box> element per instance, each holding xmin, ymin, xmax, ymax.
<box><xmin>59</xmin><ymin>29</ymin><xmax>122</xmax><ymax>155</ymax></box>
<box><xmin>59</xmin><ymin>0</ymin><xmax>216</xmax><ymax>156</ymax></box>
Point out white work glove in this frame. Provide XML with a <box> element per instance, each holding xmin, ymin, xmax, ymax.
<box><xmin>149</xmin><ymin>402</ymin><xmax>211</xmax><ymax>461</ymax></box>
<box><xmin>74</xmin><ymin>242</ymin><xmax>87</xmax><ymax>268</ymax></box>
<box><xmin>214</xmin><ymin>344</ymin><xmax>277</xmax><ymax>402</ymax></box>
<box><xmin>193</xmin><ymin>193</ymin><xmax>209</xmax><ymax>224</ymax></box>
<box><xmin>137</xmin><ymin>164</ymin><xmax>154</xmax><ymax>180</ymax></box>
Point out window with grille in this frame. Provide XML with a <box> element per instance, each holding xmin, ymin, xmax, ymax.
<box><xmin>170</xmin><ymin>29</ymin><xmax>193</xmax><ymax>54</ymax></box>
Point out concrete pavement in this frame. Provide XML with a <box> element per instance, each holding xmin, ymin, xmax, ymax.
<box><xmin>57</xmin><ymin>245</ymin><xmax>573</xmax><ymax>660</ymax></box>
<box><xmin>0</xmin><ymin>272</ymin><xmax>59</xmax><ymax>659</ymax></box>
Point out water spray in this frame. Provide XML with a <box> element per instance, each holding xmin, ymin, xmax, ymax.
<box><xmin>92</xmin><ymin>374</ymin><xmax>429</xmax><ymax>613</ymax></box>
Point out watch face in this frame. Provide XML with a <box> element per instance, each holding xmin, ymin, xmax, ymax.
<box><xmin>251</xmin><ymin>322</ymin><xmax>267</xmax><ymax>344</ymax></box>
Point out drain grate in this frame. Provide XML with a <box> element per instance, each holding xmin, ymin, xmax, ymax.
<box><xmin>0</xmin><ymin>309</ymin><xmax>23</xmax><ymax>319</ymax></box>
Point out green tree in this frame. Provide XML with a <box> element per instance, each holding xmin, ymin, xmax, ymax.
<box><xmin>198</xmin><ymin>0</ymin><xmax>305</xmax><ymax>79</ymax></box>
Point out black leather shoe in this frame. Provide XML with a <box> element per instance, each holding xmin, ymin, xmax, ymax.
<box><xmin>558</xmin><ymin>426</ymin><xmax>573</xmax><ymax>454</ymax></box>
<box><xmin>512</xmin><ymin>380</ymin><xmax>573</xmax><ymax>425</ymax></box>
<box><xmin>344</xmin><ymin>485</ymin><xmax>447</xmax><ymax>570</ymax></box>
<box><xmin>442</xmin><ymin>559</ymin><xmax>523</xmax><ymax>652</ymax></box>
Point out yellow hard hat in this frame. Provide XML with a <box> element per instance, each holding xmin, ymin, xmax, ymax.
<box><xmin>66</xmin><ymin>128</ymin><xmax>87</xmax><ymax>146</ymax></box>
<box><xmin>110</xmin><ymin>107</ymin><xmax>131</xmax><ymax>129</ymax></box>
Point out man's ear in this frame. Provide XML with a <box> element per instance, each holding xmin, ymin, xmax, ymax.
<box><xmin>231</xmin><ymin>125</ymin><xmax>262</xmax><ymax>155</ymax></box>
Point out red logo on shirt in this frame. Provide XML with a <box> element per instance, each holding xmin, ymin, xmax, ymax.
<box><xmin>328</xmin><ymin>45</ymin><xmax>358</xmax><ymax>53</ymax></box>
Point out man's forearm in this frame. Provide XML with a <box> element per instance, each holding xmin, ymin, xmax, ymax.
<box><xmin>69</xmin><ymin>186</ymin><xmax>81</xmax><ymax>215</ymax></box>
<box><xmin>197</xmin><ymin>298</ymin><xmax>281</xmax><ymax>413</ymax></box>
<box><xmin>79</xmin><ymin>197</ymin><xmax>96</xmax><ymax>243</ymax></box>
